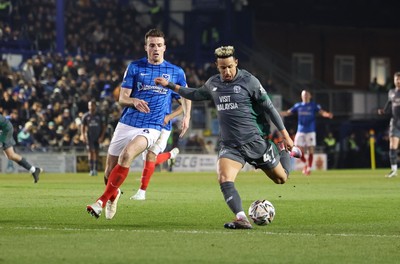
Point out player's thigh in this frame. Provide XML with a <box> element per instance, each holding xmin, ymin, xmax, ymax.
<box><xmin>108</xmin><ymin>123</ymin><xmax>159</xmax><ymax>156</ymax></box>
<box><xmin>108</xmin><ymin>123</ymin><xmax>136</xmax><ymax>156</ymax></box>
<box><xmin>3</xmin><ymin>146</ymin><xmax>19</xmax><ymax>161</ymax></box>
<box><xmin>120</xmin><ymin>129</ymin><xmax>161</xmax><ymax>163</ymax></box>
<box><xmin>389</xmin><ymin>136</ymin><xmax>400</xmax><ymax>149</ymax></box>
<box><xmin>142</xmin><ymin>129</ymin><xmax>171</xmax><ymax>160</ymax></box>
<box><xmin>305</xmin><ymin>132</ymin><xmax>317</xmax><ymax>147</ymax></box>
<box><xmin>261</xmin><ymin>163</ymin><xmax>287</xmax><ymax>184</ymax></box>
<box><xmin>389</xmin><ymin>125</ymin><xmax>400</xmax><ymax>148</ymax></box>
<box><xmin>294</xmin><ymin>132</ymin><xmax>307</xmax><ymax>147</ymax></box>
<box><xmin>217</xmin><ymin>158</ymin><xmax>243</xmax><ymax>183</ymax></box>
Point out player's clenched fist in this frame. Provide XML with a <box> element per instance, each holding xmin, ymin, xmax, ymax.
<box><xmin>155</xmin><ymin>77</ymin><xmax>177</xmax><ymax>91</ymax></box>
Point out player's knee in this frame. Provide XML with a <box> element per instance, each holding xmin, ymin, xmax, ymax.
<box><xmin>273</xmin><ymin>174</ymin><xmax>287</xmax><ymax>184</ymax></box>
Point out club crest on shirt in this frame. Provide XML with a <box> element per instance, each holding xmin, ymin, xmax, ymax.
<box><xmin>233</xmin><ymin>86</ymin><xmax>241</xmax><ymax>93</ymax></box>
<box><xmin>162</xmin><ymin>74</ymin><xmax>170</xmax><ymax>81</ymax></box>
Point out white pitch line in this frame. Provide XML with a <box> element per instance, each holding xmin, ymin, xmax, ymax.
<box><xmin>0</xmin><ymin>226</ymin><xmax>399</xmax><ymax>238</ymax></box>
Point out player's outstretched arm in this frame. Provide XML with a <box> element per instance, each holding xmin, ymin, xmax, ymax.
<box><xmin>155</xmin><ymin>77</ymin><xmax>211</xmax><ymax>101</ymax></box>
<box><xmin>280</xmin><ymin>110</ymin><xmax>292</xmax><ymax>117</ymax></box>
<box><xmin>320</xmin><ymin>110</ymin><xmax>333</xmax><ymax>119</ymax></box>
<box><xmin>119</xmin><ymin>87</ymin><xmax>150</xmax><ymax>113</ymax></box>
<box><xmin>154</xmin><ymin>77</ymin><xmax>180</xmax><ymax>92</ymax></box>
<box><xmin>180</xmin><ymin>98</ymin><xmax>191</xmax><ymax>138</ymax></box>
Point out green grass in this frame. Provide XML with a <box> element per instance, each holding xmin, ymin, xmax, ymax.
<box><xmin>1</xmin><ymin>169</ymin><xmax>400</xmax><ymax>264</ymax></box>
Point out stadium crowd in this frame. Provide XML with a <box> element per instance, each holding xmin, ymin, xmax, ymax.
<box><xmin>0</xmin><ymin>0</ymin><xmax>391</xmax><ymax>168</ymax></box>
<box><xmin>0</xmin><ymin>0</ymin><xmax>215</xmax><ymax>153</ymax></box>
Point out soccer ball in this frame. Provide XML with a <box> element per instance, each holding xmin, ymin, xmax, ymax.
<box><xmin>248</xmin><ymin>199</ymin><xmax>275</xmax><ymax>226</ymax></box>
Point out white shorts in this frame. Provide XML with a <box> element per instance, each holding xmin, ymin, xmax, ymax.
<box><xmin>294</xmin><ymin>132</ymin><xmax>316</xmax><ymax>148</ymax></box>
<box><xmin>108</xmin><ymin>122</ymin><xmax>161</xmax><ymax>156</ymax></box>
<box><xmin>142</xmin><ymin>129</ymin><xmax>171</xmax><ymax>160</ymax></box>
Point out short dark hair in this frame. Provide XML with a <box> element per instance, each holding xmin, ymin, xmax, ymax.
<box><xmin>394</xmin><ymin>72</ymin><xmax>400</xmax><ymax>77</ymax></box>
<box><xmin>144</xmin><ymin>28</ymin><xmax>165</xmax><ymax>44</ymax></box>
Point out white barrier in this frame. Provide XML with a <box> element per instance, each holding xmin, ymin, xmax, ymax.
<box><xmin>0</xmin><ymin>153</ymin><xmax>326</xmax><ymax>173</ymax></box>
<box><xmin>0</xmin><ymin>153</ymin><xmax>74</xmax><ymax>173</ymax></box>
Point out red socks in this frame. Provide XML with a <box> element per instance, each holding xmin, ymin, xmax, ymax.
<box><xmin>98</xmin><ymin>164</ymin><xmax>129</xmax><ymax>207</ymax></box>
<box><xmin>156</xmin><ymin>152</ymin><xmax>171</xmax><ymax>165</ymax></box>
<box><xmin>308</xmin><ymin>153</ymin><xmax>313</xmax><ymax>168</ymax></box>
<box><xmin>140</xmin><ymin>161</ymin><xmax>156</xmax><ymax>191</ymax></box>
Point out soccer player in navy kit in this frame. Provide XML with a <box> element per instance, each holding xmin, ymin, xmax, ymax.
<box><xmin>378</xmin><ymin>72</ymin><xmax>400</xmax><ymax>178</ymax></box>
<box><xmin>81</xmin><ymin>99</ymin><xmax>107</xmax><ymax>176</ymax></box>
<box><xmin>0</xmin><ymin>114</ymin><xmax>42</xmax><ymax>183</ymax></box>
<box><xmin>86</xmin><ymin>28</ymin><xmax>191</xmax><ymax>219</ymax></box>
<box><xmin>155</xmin><ymin>46</ymin><xmax>300</xmax><ymax>229</ymax></box>
<box><xmin>281</xmin><ymin>90</ymin><xmax>333</xmax><ymax>175</ymax></box>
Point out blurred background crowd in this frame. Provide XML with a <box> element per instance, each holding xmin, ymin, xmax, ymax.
<box><xmin>0</xmin><ymin>0</ymin><xmax>394</xmax><ymax>168</ymax></box>
<box><xmin>0</xmin><ymin>0</ymin><xmax>218</xmax><ymax>155</ymax></box>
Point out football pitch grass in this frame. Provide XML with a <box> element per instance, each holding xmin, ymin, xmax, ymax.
<box><xmin>1</xmin><ymin>169</ymin><xmax>399</xmax><ymax>264</ymax></box>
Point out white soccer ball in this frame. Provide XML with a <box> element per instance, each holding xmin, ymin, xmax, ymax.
<box><xmin>248</xmin><ymin>199</ymin><xmax>275</xmax><ymax>226</ymax></box>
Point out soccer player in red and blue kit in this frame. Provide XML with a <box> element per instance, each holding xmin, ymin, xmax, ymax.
<box><xmin>86</xmin><ymin>28</ymin><xmax>191</xmax><ymax>219</ymax></box>
<box><xmin>281</xmin><ymin>90</ymin><xmax>333</xmax><ymax>175</ymax></box>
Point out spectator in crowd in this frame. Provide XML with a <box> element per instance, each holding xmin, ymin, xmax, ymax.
<box><xmin>185</xmin><ymin>133</ymin><xmax>206</xmax><ymax>153</ymax></box>
<box><xmin>205</xmin><ymin>140</ymin><xmax>216</xmax><ymax>154</ymax></box>
<box><xmin>369</xmin><ymin>77</ymin><xmax>382</xmax><ymax>92</ymax></box>
<box><xmin>346</xmin><ymin>132</ymin><xmax>360</xmax><ymax>168</ymax></box>
<box><xmin>17</xmin><ymin>121</ymin><xmax>36</xmax><ymax>151</ymax></box>
<box><xmin>323</xmin><ymin>132</ymin><xmax>337</xmax><ymax>169</ymax></box>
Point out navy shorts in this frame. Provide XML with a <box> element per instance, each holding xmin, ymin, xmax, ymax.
<box><xmin>86</xmin><ymin>138</ymin><xmax>100</xmax><ymax>151</ymax></box>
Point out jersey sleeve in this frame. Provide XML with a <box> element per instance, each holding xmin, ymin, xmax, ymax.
<box><xmin>121</xmin><ymin>63</ymin><xmax>136</xmax><ymax>89</ymax></box>
<box><xmin>289</xmin><ymin>103</ymin><xmax>300</xmax><ymax>114</ymax></box>
<box><xmin>178</xmin><ymin>78</ymin><xmax>213</xmax><ymax>101</ymax></box>
<box><xmin>175</xmin><ymin>67</ymin><xmax>187</xmax><ymax>87</ymax></box>
<box><xmin>251</xmin><ymin>77</ymin><xmax>286</xmax><ymax>131</ymax></box>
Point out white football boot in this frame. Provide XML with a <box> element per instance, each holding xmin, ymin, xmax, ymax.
<box><xmin>105</xmin><ymin>188</ymin><xmax>122</xmax><ymax>220</ymax></box>
<box><xmin>86</xmin><ymin>201</ymin><xmax>102</xmax><ymax>218</ymax></box>
<box><xmin>170</xmin><ymin>147</ymin><xmax>179</xmax><ymax>159</ymax></box>
<box><xmin>130</xmin><ymin>189</ymin><xmax>146</xmax><ymax>201</ymax></box>
<box><xmin>385</xmin><ymin>170</ymin><xmax>397</xmax><ymax>178</ymax></box>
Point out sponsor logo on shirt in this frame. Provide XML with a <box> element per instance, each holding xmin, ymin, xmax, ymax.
<box><xmin>216</xmin><ymin>95</ymin><xmax>239</xmax><ymax>111</ymax></box>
